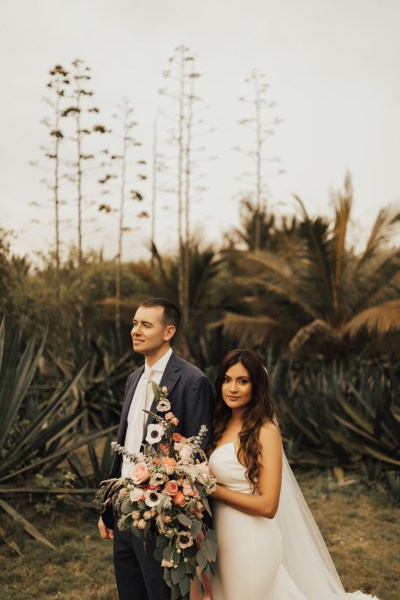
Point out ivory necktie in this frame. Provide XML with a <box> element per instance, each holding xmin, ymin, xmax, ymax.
<box><xmin>142</xmin><ymin>369</ymin><xmax>153</xmax><ymax>435</ymax></box>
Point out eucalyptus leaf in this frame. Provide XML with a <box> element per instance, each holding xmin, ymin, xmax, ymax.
<box><xmin>178</xmin><ymin>512</ymin><xmax>193</xmax><ymax>528</ymax></box>
<box><xmin>171</xmin><ymin>561</ymin><xmax>186</xmax><ymax>585</ymax></box>
<box><xmin>190</xmin><ymin>518</ymin><xmax>202</xmax><ymax>540</ymax></box>
<box><xmin>196</xmin><ymin>548</ymin><xmax>208</xmax><ymax>571</ymax></box>
<box><xmin>179</xmin><ymin>574</ymin><xmax>191</xmax><ymax>597</ymax></box>
<box><xmin>202</xmin><ymin>538</ymin><xmax>217</xmax><ymax>562</ymax></box>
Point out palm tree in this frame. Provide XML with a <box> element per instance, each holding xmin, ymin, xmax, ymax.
<box><xmin>218</xmin><ymin>175</ymin><xmax>400</xmax><ymax>358</ymax></box>
<box><xmin>232</xmin><ymin>196</ymin><xmax>299</xmax><ymax>253</ymax></box>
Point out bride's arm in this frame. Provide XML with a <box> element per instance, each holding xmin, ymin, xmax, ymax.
<box><xmin>211</xmin><ymin>423</ymin><xmax>282</xmax><ymax>518</ymax></box>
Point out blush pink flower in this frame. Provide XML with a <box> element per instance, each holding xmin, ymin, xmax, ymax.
<box><xmin>164</xmin><ymin>480</ymin><xmax>179</xmax><ymax>496</ymax></box>
<box><xmin>130</xmin><ymin>462</ymin><xmax>150</xmax><ymax>484</ymax></box>
<box><xmin>161</xmin><ymin>559</ymin><xmax>174</xmax><ymax>567</ymax></box>
<box><xmin>179</xmin><ymin>444</ymin><xmax>193</xmax><ymax>461</ymax></box>
<box><xmin>129</xmin><ymin>487</ymin><xmax>144</xmax><ymax>502</ymax></box>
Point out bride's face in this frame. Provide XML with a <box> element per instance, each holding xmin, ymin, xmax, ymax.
<box><xmin>221</xmin><ymin>362</ymin><xmax>253</xmax><ymax>413</ymax></box>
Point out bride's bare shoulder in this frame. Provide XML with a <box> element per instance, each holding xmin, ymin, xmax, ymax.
<box><xmin>260</xmin><ymin>421</ymin><xmax>281</xmax><ymax>442</ymax></box>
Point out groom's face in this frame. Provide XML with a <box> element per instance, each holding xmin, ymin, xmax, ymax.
<box><xmin>131</xmin><ymin>305</ymin><xmax>175</xmax><ymax>357</ymax></box>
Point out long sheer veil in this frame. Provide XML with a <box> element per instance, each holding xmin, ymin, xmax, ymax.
<box><xmin>275</xmin><ymin>448</ymin><xmax>379</xmax><ymax>599</ymax></box>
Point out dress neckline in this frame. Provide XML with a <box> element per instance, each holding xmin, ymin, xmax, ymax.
<box><xmin>212</xmin><ymin>440</ymin><xmax>236</xmax><ymax>454</ymax></box>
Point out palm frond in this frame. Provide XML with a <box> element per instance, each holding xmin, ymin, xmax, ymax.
<box><xmin>332</xmin><ymin>175</ymin><xmax>352</xmax><ymax>315</ymax></box>
<box><xmin>356</xmin><ymin>206</ymin><xmax>400</xmax><ymax>272</ymax></box>
<box><xmin>293</xmin><ymin>196</ymin><xmax>335</xmax><ymax>321</ymax></box>
<box><xmin>344</xmin><ymin>300</ymin><xmax>400</xmax><ymax>339</ymax></box>
<box><xmin>210</xmin><ymin>312</ymin><xmax>286</xmax><ymax>346</ymax></box>
<box><xmin>288</xmin><ymin>319</ymin><xmax>339</xmax><ymax>355</ymax></box>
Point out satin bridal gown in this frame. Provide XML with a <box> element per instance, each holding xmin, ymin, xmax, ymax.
<box><xmin>209</xmin><ymin>441</ymin><xmax>379</xmax><ymax>600</ymax></box>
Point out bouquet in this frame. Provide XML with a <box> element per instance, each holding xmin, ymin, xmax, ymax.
<box><xmin>99</xmin><ymin>382</ymin><xmax>217</xmax><ymax>600</ymax></box>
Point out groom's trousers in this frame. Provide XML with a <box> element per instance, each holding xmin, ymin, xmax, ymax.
<box><xmin>113</xmin><ymin>526</ymin><xmax>171</xmax><ymax>600</ymax></box>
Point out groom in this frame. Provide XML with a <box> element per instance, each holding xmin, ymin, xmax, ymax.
<box><xmin>98</xmin><ymin>297</ymin><xmax>214</xmax><ymax>600</ymax></box>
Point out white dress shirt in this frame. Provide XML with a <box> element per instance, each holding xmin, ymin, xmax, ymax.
<box><xmin>121</xmin><ymin>347</ymin><xmax>173</xmax><ymax>478</ymax></box>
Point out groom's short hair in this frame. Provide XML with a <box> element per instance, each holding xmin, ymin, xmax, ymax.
<box><xmin>139</xmin><ymin>297</ymin><xmax>181</xmax><ymax>332</ymax></box>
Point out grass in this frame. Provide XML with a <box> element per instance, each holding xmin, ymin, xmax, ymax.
<box><xmin>0</xmin><ymin>471</ymin><xmax>398</xmax><ymax>600</ymax></box>
<box><xmin>299</xmin><ymin>470</ymin><xmax>399</xmax><ymax>600</ymax></box>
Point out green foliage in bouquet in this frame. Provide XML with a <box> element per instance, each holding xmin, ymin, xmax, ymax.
<box><xmin>99</xmin><ymin>383</ymin><xmax>217</xmax><ymax>600</ymax></box>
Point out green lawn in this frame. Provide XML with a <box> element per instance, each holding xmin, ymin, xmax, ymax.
<box><xmin>0</xmin><ymin>472</ymin><xmax>398</xmax><ymax>600</ymax></box>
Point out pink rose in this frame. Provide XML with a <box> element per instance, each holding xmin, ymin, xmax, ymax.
<box><xmin>172</xmin><ymin>490</ymin><xmax>187</xmax><ymax>507</ymax></box>
<box><xmin>130</xmin><ymin>462</ymin><xmax>149</xmax><ymax>484</ymax></box>
<box><xmin>164</xmin><ymin>480</ymin><xmax>179</xmax><ymax>496</ymax></box>
<box><xmin>165</xmin><ymin>412</ymin><xmax>174</xmax><ymax>420</ymax></box>
<box><xmin>171</xmin><ymin>417</ymin><xmax>179</xmax><ymax>425</ymax></box>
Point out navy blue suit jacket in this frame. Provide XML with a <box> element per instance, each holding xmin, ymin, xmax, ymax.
<box><xmin>103</xmin><ymin>351</ymin><xmax>213</xmax><ymax>528</ymax></box>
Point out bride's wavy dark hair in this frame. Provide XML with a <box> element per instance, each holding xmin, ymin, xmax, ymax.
<box><xmin>209</xmin><ymin>349</ymin><xmax>278</xmax><ymax>490</ymax></box>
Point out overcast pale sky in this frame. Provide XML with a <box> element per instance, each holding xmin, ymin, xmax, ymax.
<box><xmin>1</xmin><ymin>0</ymin><xmax>399</xmax><ymax>261</ymax></box>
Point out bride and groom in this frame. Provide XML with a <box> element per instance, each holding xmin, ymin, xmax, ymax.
<box><xmin>98</xmin><ymin>297</ymin><xmax>379</xmax><ymax>600</ymax></box>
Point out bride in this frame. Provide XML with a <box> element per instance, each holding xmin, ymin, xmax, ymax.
<box><xmin>208</xmin><ymin>349</ymin><xmax>379</xmax><ymax>600</ymax></box>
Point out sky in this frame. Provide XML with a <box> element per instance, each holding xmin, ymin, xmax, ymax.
<box><xmin>1</xmin><ymin>0</ymin><xmax>399</xmax><ymax>262</ymax></box>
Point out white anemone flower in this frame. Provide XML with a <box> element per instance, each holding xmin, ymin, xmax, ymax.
<box><xmin>177</xmin><ymin>530</ymin><xmax>194</xmax><ymax>549</ymax></box>
<box><xmin>144</xmin><ymin>489</ymin><xmax>161</xmax><ymax>507</ymax></box>
<box><xmin>156</xmin><ymin>398</ymin><xmax>171</xmax><ymax>412</ymax></box>
<box><xmin>145</xmin><ymin>423</ymin><xmax>164</xmax><ymax>444</ymax></box>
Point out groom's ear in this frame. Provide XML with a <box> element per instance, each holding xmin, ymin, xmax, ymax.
<box><xmin>164</xmin><ymin>324</ymin><xmax>176</xmax><ymax>341</ymax></box>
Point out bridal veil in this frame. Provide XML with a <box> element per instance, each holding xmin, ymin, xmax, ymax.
<box><xmin>274</xmin><ymin>452</ymin><xmax>379</xmax><ymax>599</ymax></box>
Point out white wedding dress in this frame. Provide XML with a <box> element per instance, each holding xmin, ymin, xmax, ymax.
<box><xmin>209</xmin><ymin>441</ymin><xmax>379</xmax><ymax>600</ymax></box>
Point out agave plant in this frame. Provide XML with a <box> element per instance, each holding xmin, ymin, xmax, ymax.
<box><xmin>47</xmin><ymin>330</ymin><xmax>135</xmax><ymax>431</ymax></box>
<box><xmin>0</xmin><ymin>316</ymin><xmax>118</xmax><ymax>550</ymax></box>
<box><xmin>270</xmin><ymin>356</ymin><xmax>400</xmax><ymax>471</ymax></box>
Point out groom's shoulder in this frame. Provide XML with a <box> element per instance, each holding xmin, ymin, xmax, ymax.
<box><xmin>170</xmin><ymin>352</ymin><xmax>208</xmax><ymax>380</ymax></box>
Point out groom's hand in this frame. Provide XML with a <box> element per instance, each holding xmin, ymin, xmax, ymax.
<box><xmin>98</xmin><ymin>516</ymin><xmax>114</xmax><ymax>540</ymax></box>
